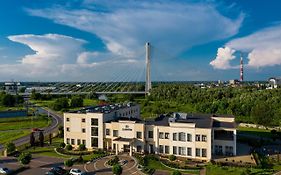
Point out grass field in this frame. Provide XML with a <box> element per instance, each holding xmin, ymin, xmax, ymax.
<box><xmin>0</xmin><ymin>115</ymin><xmax>51</xmax><ymax>131</ymax></box>
<box><xmin>238</xmin><ymin>126</ymin><xmax>272</xmax><ymax>138</ymax></box>
<box><xmin>0</xmin><ymin>106</ymin><xmax>25</xmax><ymax>111</ymax></box>
<box><xmin>206</xmin><ymin>165</ymin><xmax>274</xmax><ymax>175</ymax></box>
<box><xmin>0</xmin><ymin>130</ymin><xmax>30</xmax><ymax>144</ymax></box>
<box><xmin>147</xmin><ymin>159</ymin><xmax>200</xmax><ymax>175</ymax></box>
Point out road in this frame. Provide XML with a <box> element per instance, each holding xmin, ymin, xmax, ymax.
<box><xmin>0</xmin><ymin>106</ymin><xmax>63</xmax><ymax>152</ymax></box>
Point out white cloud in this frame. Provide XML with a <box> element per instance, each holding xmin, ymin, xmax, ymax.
<box><xmin>210</xmin><ymin>24</ymin><xmax>281</xmax><ymax>69</ymax></box>
<box><xmin>27</xmin><ymin>0</ymin><xmax>243</xmax><ymax>59</ymax></box>
<box><xmin>210</xmin><ymin>47</ymin><xmax>236</xmax><ymax>69</ymax></box>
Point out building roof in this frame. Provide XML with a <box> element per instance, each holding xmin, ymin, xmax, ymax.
<box><xmin>212</xmin><ymin>120</ymin><xmax>236</xmax><ymax>128</ymax></box>
<box><xmin>106</xmin><ymin>117</ymin><xmax>143</xmax><ymax>123</ymax></box>
<box><xmin>68</xmin><ymin>102</ymin><xmax>137</xmax><ymax>114</ymax></box>
<box><xmin>113</xmin><ymin>137</ymin><xmax>136</xmax><ymax>143</ymax></box>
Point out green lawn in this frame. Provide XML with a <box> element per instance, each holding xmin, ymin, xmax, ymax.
<box><xmin>147</xmin><ymin>159</ymin><xmax>200</xmax><ymax>175</ymax></box>
<box><xmin>0</xmin><ymin>116</ymin><xmax>51</xmax><ymax>131</ymax></box>
<box><xmin>0</xmin><ymin>106</ymin><xmax>25</xmax><ymax>111</ymax></box>
<box><xmin>206</xmin><ymin>165</ymin><xmax>274</xmax><ymax>175</ymax></box>
<box><xmin>238</xmin><ymin>126</ymin><xmax>272</xmax><ymax>138</ymax></box>
<box><xmin>0</xmin><ymin>130</ymin><xmax>30</xmax><ymax>144</ymax></box>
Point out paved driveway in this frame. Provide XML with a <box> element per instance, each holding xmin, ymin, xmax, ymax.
<box><xmin>85</xmin><ymin>155</ymin><xmax>141</xmax><ymax>175</ymax></box>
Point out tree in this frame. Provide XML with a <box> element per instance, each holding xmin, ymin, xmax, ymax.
<box><xmin>65</xmin><ymin>144</ymin><xmax>73</xmax><ymax>151</ymax></box>
<box><xmin>1</xmin><ymin>94</ymin><xmax>15</xmax><ymax>107</ymax></box>
<box><xmin>49</xmin><ymin>133</ymin><xmax>52</xmax><ymax>145</ymax></box>
<box><xmin>251</xmin><ymin>102</ymin><xmax>273</xmax><ymax>126</ymax></box>
<box><xmin>18</xmin><ymin>152</ymin><xmax>32</xmax><ymax>165</ymax></box>
<box><xmin>30</xmin><ymin>132</ymin><xmax>35</xmax><ymax>147</ymax></box>
<box><xmin>39</xmin><ymin>131</ymin><xmax>44</xmax><ymax>147</ymax></box>
<box><xmin>64</xmin><ymin>159</ymin><xmax>74</xmax><ymax>167</ymax></box>
<box><xmin>78</xmin><ymin>144</ymin><xmax>86</xmax><ymax>151</ymax></box>
<box><xmin>172</xmin><ymin>170</ymin><xmax>182</xmax><ymax>175</ymax></box>
<box><xmin>31</xmin><ymin>89</ymin><xmax>42</xmax><ymax>100</ymax></box>
<box><xmin>5</xmin><ymin>142</ymin><xmax>16</xmax><ymax>153</ymax></box>
<box><xmin>52</xmin><ymin>98</ymin><xmax>69</xmax><ymax>111</ymax></box>
<box><xmin>58</xmin><ymin>125</ymin><xmax>64</xmax><ymax>138</ymax></box>
<box><xmin>169</xmin><ymin>155</ymin><xmax>176</xmax><ymax>161</ymax></box>
<box><xmin>112</xmin><ymin>164</ymin><xmax>122</xmax><ymax>175</ymax></box>
<box><xmin>59</xmin><ymin>142</ymin><xmax>66</xmax><ymax>148</ymax></box>
<box><xmin>70</xmin><ymin>96</ymin><xmax>83</xmax><ymax>107</ymax></box>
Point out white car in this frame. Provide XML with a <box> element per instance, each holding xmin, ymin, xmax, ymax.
<box><xmin>0</xmin><ymin>167</ymin><xmax>10</xmax><ymax>174</ymax></box>
<box><xmin>69</xmin><ymin>168</ymin><xmax>86</xmax><ymax>175</ymax></box>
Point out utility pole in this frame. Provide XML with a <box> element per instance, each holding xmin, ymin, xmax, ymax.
<box><xmin>240</xmin><ymin>52</ymin><xmax>244</xmax><ymax>82</ymax></box>
<box><xmin>145</xmin><ymin>42</ymin><xmax>152</xmax><ymax>95</ymax></box>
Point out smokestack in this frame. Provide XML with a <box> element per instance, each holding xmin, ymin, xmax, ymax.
<box><xmin>240</xmin><ymin>53</ymin><xmax>244</xmax><ymax>82</ymax></box>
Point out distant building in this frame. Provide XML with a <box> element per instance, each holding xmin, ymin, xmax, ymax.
<box><xmin>268</xmin><ymin>77</ymin><xmax>281</xmax><ymax>89</ymax></box>
<box><xmin>4</xmin><ymin>82</ymin><xmax>20</xmax><ymax>93</ymax></box>
<box><xmin>229</xmin><ymin>79</ymin><xmax>240</xmax><ymax>86</ymax></box>
<box><xmin>64</xmin><ymin>103</ymin><xmax>237</xmax><ymax>161</ymax></box>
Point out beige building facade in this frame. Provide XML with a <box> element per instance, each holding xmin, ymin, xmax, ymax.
<box><xmin>64</xmin><ymin>103</ymin><xmax>236</xmax><ymax>161</ymax></box>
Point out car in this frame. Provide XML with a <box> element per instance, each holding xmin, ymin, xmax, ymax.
<box><xmin>50</xmin><ymin>167</ymin><xmax>67</xmax><ymax>175</ymax></box>
<box><xmin>32</xmin><ymin>128</ymin><xmax>43</xmax><ymax>132</ymax></box>
<box><xmin>69</xmin><ymin>168</ymin><xmax>86</xmax><ymax>175</ymax></box>
<box><xmin>0</xmin><ymin>167</ymin><xmax>11</xmax><ymax>174</ymax></box>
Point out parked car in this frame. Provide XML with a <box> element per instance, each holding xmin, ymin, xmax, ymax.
<box><xmin>0</xmin><ymin>167</ymin><xmax>11</xmax><ymax>174</ymax></box>
<box><xmin>69</xmin><ymin>168</ymin><xmax>86</xmax><ymax>175</ymax></box>
<box><xmin>50</xmin><ymin>167</ymin><xmax>67</xmax><ymax>175</ymax></box>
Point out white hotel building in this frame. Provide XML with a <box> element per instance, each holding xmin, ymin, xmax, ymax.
<box><xmin>64</xmin><ymin>103</ymin><xmax>236</xmax><ymax>161</ymax></box>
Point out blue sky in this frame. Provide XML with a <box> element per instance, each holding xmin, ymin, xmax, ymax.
<box><xmin>1</xmin><ymin>0</ymin><xmax>281</xmax><ymax>82</ymax></box>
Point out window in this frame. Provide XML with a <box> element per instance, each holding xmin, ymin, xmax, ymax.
<box><xmin>137</xmin><ymin>132</ymin><xmax>142</xmax><ymax>139</ymax></box>
<box><xmin>159</xmin><ymin>132</ymin><xmax>164</xmax><ymax>139</ymax></box>
<box><xmin>91</xmin><ymin>138</ymin><xmax>98</xmax><ymax>147</ymax></box>
<box><xmin>66</xmin><ymin>138</ymin><xmax>70</xmax><ymax>144</ymax></box>
<box><xmin>165</xmin><ymin>146</ymin><xmax>170</xmax><ymax>154</ymax></box>
<box><xmin>66</xmin><ymin>118</ymin><xmax>70</xmax><ymax>122</ymax></box>
<box><xmin>82</xmin><ymin>128</ymin><xmax>86</xmax><ymax>133</ymax></box>
<box><xmin>159</xmin><ymin>145</ymin><xmax>164</xmax><ymax>154</ymax></box>
<box><xmin>173</xmin><ymin>146</ymin><xmax>177</xmax><ymax>155</ymax></box>
<box><xmin>196</xmin><ymin>148</ymin><xmax>200</xmax><ymax>157</ymax></box>
<box><xmin>148</xmin><ymin>131</ymin><xmax>153</xmax><ymax>139</ymax></box>
<box><xmin>202</xmin><ymin>148</ymin><xmax>207</xmax><ymax>157</ymax></box>
<box><xmin>178</xmin><ymin>132</ymin><xmax>186</xmax><ymax>141</ymax></box>
<box><xmin>165</xmin><ymin>133</ymin><xmax>170</xmax><ymax>139</ymax></box>
<box><xmin>113</xmin><ymin>130</ymin><xmax>118</xmax><ymax>137</ymax></box>
<box><xmin>82</xmin><ymin>118</ymin><xmax>85</xmax><ymax>122</ymax></box>
<box><xmin>66</xmin><ymin>127</ymin><xmax>70</xmax><ymax>132</ymax></box>
<box><xmin>77</xmin><ymin>139</ymin><xmax>81</xmax><ymax>145</ymax></box>
<box><xmin>195</xmin><ymin>134</ymin><xmax>200</xmax><ymax>141</ymax></box>
<box><xmin>202</xmin><ymin>135</ymin><xmax>207</xmax><ymax>142</ymax></box>
<box><xmin>173</xmin><ymin>133</ymin><xmax>177</xmax><ymax>141</ymax></box>
<box><xmin>82</xmin><ymin>140</ymin><xmax>86</xmax><ymax>145</ymax></box>
<box><xmin>137</xmin><ymin>146</ymin><xmax>142</xmax><ymax>152</ymax></box>
<box><xmin>187</xmin><ymin>147</ymin><xmax>192</xmax><ymax>156</ymax></box>
<box><xmin>91</xmin><ymin>118</ymin><xmax>98</xmax><ymax>126</ymax></box>
<box><xmin>178</xmin><ymin>147</ymin><xmax>185</xmax><ymax>155</ymax></box>
<box><xmin>187</xmin><ymin>133</ymin><xmax>192</xmax><ymax>142</ymax></box>
<box><xmin>91</xmin><ymin>127</ymin><xmax>98</xmax><ymax>136</ymax></box>
<box><xmin>106</xmin><ymin>129</ymin><xmax>110</xmax><ymax>136</ymax></box>
<box><xmin>71</xmin><ymin>139</ymin><xmax>75</xmax><ymax>145</ymax></box>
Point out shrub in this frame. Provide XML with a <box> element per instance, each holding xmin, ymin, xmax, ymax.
<box><xmin>5</xmin><ymin>142</ymin><xmax>16</xmax><ymax>153</ymax></box>
<box><xmin>18</xmin><ymin>152</ymin><xmax>32</xmax><ymax>165</ymax></box>
<box><xmin>79</xmin><ymin>144</ymin><xmax>86</xmax><ymax>151</ymax></box>
<box><xmin>172</xmin><ymin>170</ymin><xmax>182</xmax><ymax>175</ymax></box>
<box><xmin>59</xmin><ymin>142</ymin><xmax>66</xmax><ymax>148</ymax></box>
<box><xmin>112</xmin><ymin>164</ymin><xmax>122</xmax><ymax>175</ymax></box>
<box><xmin>108</xmin><ymin>156</ymin><xmax>119</xmax><ymax>166</ymax></box>
<box><xmin>64</xmin><ymin>159</ymin><xmax>74</xmax><ymax>167</ymax></box>
<box><xmin>169</xmin><ymin>155</ymin><xmax>176</xmax><ymax>161</ymax></box>
<box><xmin>65</xmin><ymin>144</ymin><xmax>73</xmax><ymax>151</ymax></box>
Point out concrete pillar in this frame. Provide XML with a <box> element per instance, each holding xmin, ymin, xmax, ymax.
<box><xmin>233</xmin><ymin>130</ymin><xmax>237</xmax><ymax>156</ymax></box>
<box><xmin>130</xmin><ymin>145</ymin><xmax>132</xmax><ymax>156</ymax></box>
<box><xmin>115</xmin><ymin>143</ymin><xmax>118</xmax><ymax>155</ymax></box>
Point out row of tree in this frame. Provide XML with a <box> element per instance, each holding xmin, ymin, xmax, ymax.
<box><xmin>0</xmin><ymin>92</ymin><xmax>24</xmax><ymax>107</ymax></box>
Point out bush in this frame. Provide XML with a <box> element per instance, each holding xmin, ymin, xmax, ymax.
<box><xmin>64</xmin><ymin>159</ymin><xmax>74</xmax><ymax>167</ymax></box>
<box><xmin>169</xmin><ymin>155</ymin><xmax>176</xmax><ymax>161</ymax></box>
<box><xmin>59</xmin><ymin>142</ymin><xmax>66</xmax><ymax>148</ymax></box>
<box><xmin>18</xmin><ymin>152</ymin><xmax>32</xmax><ymax>165</ymax></box>
<box><xmin>5</xmin><ymin>142</ymin><xmax>16</xmax><ymax>153</ymax></box>
<box><xmin>172</xmin><ymin>170</ymin><xmax>182</xmax><ymax>175</ymax></box>
<box><xmin>112</xmin><ymin>164</ymin><xmax>122</xmax><ymax>175</ymax></box>
<box><xmin>78</xmin><ymin>144</ymin><xmax>86</xmax><ymax>151</ymax></box>
<box><xmin>65</xmin><ymin>144</ymin><xmax>73</xmax><ymax>151</ymax></box>
<box><xmin>108</xmin><ymin>156</ymin><xmax>119</xmax><ymax>166</ymax></box>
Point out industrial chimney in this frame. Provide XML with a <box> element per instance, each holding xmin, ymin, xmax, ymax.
<box><xmin>240</xmin><ymin>53</ymin><xmax>244</xmax><ymax>82</ymax></box>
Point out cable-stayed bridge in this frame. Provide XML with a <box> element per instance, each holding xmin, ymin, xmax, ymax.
<box><xmin>16</xmin><ymin>42</ymin><xmax>154</xmax><ymax>96</ymax></box>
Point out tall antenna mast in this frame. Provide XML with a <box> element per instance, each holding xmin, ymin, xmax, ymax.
<box><xmin>145</xmin><ymin>42</ymin><xmax>152</xmax><ymax>94</ymax></box>
<box><xmin>240</xmin><ymin>52</ymin><xmax>244</xmax><ymax>82</ymax></box>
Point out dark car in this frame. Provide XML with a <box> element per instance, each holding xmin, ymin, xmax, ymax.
<box><xmin>49</xmin><ymin>167</ymin><xmax>67</xmax><ymax>175</ymax></box>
